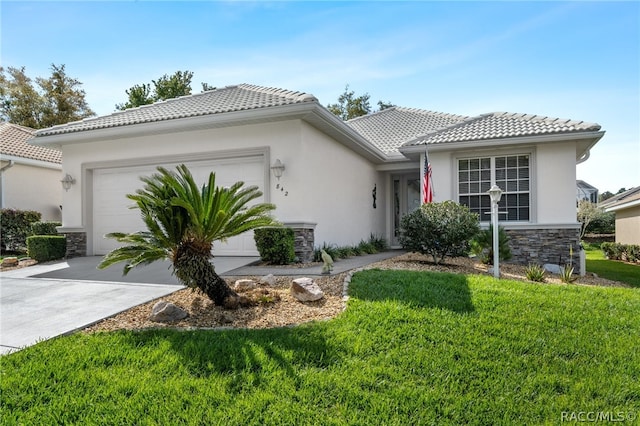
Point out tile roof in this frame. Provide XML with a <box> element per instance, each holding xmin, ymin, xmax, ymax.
<box><xmin>0</xmin><ymin>122</ymin><xmax>61</xmax><ymax>164</ymax></box>
<box><xmin>35</xmin><ymin>84</ymin><xmax>318</xmax><ymax>137</ymax></box>
<box><xmin>406</xmin><ymin>112</ymin><xmax>602</xmax><ymax>146</ymax></box>
<box><xmin>346</xmin><ymin>107</ymin><xmax>468</xmax><ymax>154</ymax></box>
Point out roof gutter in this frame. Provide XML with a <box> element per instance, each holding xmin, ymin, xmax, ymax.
<box><xmin>604</xmin><ymin>198</ymin><xmax>640</xmax><ymax>212</ymax></box>
<box><xmin>30</xmin><ymin>101</ymin><xmax>389</xmax><ymax>164</ymax></box>
<box><xmin>0</xmin><ymin>155</ymin><xmax>62</xmax><ymax>170</ymax></box>
<box><xmin>0</xmin><ymin>160</ymin><xmax>15</xmax><ymax>173</ymax></box>
<box><xmin>398</xmin><ymin>130</ymin><xmax>605</xmax><ymax>160</ymax></box>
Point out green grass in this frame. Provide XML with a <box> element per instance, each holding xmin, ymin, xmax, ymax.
<box><xmin>2</xmin><ymin>270</ymin><xmax>639</xmax><ymax>425</ymax></box>
<box><xmin>584</xmin><ymin>243</ymin><xmax>640</xmax><ymax>287</ymax></box>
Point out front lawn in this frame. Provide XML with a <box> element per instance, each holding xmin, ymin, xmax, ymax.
<box><xmin>2</xmin><ymin>270</ymin><xmax>639</xmax><ymax>424</ymax></box>
<box><xmin>584</xmin><ymin>243</ymin><xmax>640</xmax><ymax>287</ymax></box>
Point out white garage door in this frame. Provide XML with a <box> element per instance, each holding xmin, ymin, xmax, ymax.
<box><xmin>93</xmin><ymin>156</ymin><xmax>265</xmax><ymax>256</ymax></box>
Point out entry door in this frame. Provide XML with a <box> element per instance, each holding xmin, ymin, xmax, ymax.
<box><xmin>391</xmin><ymin>173</ymin><xmax>421</xmax><ymax>246</ymax></box>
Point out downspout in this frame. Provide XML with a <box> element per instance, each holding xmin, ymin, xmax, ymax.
<box><xmin>577</xmin><ymin>150</ymin><xmax>590</xmax><ymax>165</ymax></box>
<box><xmin>0</xmin><ymin>160</ymin><xmax>16</xmax><ymax>208</ymax></box>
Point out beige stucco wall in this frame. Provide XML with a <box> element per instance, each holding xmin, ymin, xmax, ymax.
<box><xmin>615</xmin><ymin>206</ymin><xmax>640</xmax><ymax>245</ymax></box>
<box><xmin>59</xmin><ymin>119</ymin><xmax>385</xmax><ymax>250</ymax></box>
<box><xmin>1</xmin><ymin>162</ymin><xmax>62</xmax><ymax>221</ymax></box>
<box><xmin>431</xmin><ymin>141</ymin><xmax>578</xmax><ymax>225</ymax></box>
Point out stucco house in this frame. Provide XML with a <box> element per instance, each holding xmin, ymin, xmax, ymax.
<box><xmin>0</xmin><ymin>122</ymin><xmax>62</xmax><ymax>221</ymax></box>
<box><xmin>30</xmin><ymin>84</ymin><xmax>604</xmax><ymax>270</ymax></box>
<box><xmin>600</xmin><ymin>186</ymin><xmax>640</xmax><ymax>245</ymax></box>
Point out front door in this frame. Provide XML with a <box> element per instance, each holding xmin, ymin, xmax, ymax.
<box><xmin>391</xmin><ymin>173</ymin><xmax>421</xmax><ymax>246</ymax></box>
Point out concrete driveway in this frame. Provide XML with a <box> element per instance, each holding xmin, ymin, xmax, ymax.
<box><xmin>0</xmin><ymin>256</ymin><xmax>259</xmax><ymax>355</ymax></box>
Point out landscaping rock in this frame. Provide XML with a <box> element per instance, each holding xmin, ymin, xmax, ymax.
<box><xmin>543</xmin><ymin>264</ymin><xmax>562</xmax><ymax>274</ymax></box>
<box><xmin>234</xmin><ymin>279</ymin><xmax>257</xmax><ymax>291</ymax></box>
<box><xmin>260</xmin><ymin>274</ymin><xmax>277</xmax><ymax>286</ymax></box>
<box><xmin>2</xmin><ymin>257</ymin><xmax>19</xmax><ymax>267</ymax></box>
<box><xmin>149</xmin><ymin>301</ymin><xmax>188</xmax><ymax>322</ymax></box>
<box><xmin>290</xmin><ymin>277</ymin><xmax>324</xmax><ymax>302</ymax></box>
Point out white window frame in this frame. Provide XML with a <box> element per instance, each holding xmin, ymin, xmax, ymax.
<box><xmin>454</xmin><ymin>149</ymin><xmax>536</xmax><ymax>223</ymax></box>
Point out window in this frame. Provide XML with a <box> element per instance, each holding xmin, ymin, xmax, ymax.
<box><xmin>458</xmin><ymin>154</ymin><xmax>530</xmax><ymax>222</ymax></box>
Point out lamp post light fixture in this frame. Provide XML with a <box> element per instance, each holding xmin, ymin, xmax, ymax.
<box><xmin>61</xmin><ymin>174</ymin><xmax>76</xmax><ymax>191</ymax></box>
<box><xmin>270</xmin><ymin>159</ymin><xmax>285</xmax><ymax>180</ymax></box>
<box><xmin>488</xmin><ymin>184</ymin><xmax>503</xmax><ymax>279</ymax></box>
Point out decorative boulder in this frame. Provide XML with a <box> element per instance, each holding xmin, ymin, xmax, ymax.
<box><xmin>543</xmin><ymin>264</ymin><xmax>563</xmax><ymax>274</ymax></box>
<box><xmin>290</xmin><ymin>277</ymin><xmax>324</xmax><ymax>302</ymax></box>
<box><xmin>234</xmin><ymin>279</ymin><xmax>257</xmax><ymax>291</ymax></box>
<box><xmin>2</xmin><ymin>257</ymin><xmax>19</xmax><ymax>267</ymax></box>
<box><xmin>149</xmin><ymin>301</ymin><xmax>188</xmax><ymax>322</ymax></box>
<box><xmin>260</xmin><ymin>274</ymin><xmax>277</xmax><ymax>286</ymax></box>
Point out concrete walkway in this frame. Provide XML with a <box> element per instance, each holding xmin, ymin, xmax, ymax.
<box><xmin>0</xmin><ymin>251</ymin><xmax>404</xmax><ymax>355</ymax></box>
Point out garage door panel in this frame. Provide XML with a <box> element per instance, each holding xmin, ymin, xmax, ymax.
<box><xmin>93</xmin><ymin>157</ymin><xmax>264</xmax><ymax>256</ymax></box>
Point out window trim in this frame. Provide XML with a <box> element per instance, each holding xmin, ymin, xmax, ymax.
<box><xmin>453</xmin><ymin>148</ymin><xmax>536</xmax><ymax>223</ymax></box>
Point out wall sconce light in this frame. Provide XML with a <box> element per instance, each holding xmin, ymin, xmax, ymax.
<box><xmin>61</xmin><ymin>173</ymin><xmax>76</xmax><ymax>191</ymax></box>
<box><xmin>271</xmin><ymin>159</ymin><xmax>285</xmax><ymax>180</ymax></box>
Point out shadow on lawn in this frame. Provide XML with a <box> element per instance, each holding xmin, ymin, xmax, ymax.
<box><xmin>121</xmin><ymin>324</ymin><xmax>341</xmax><ymax>392</ymax></box>
<box><xmin>349</xmin><ymin>269</ymin><xmax>475</xmax><ymax>313</ymax></box>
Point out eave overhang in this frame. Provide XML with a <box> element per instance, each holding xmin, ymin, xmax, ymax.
<box><xmin>398</xmin><ymin>130</ymin><xmax>605</xmax><ymax>162</ymax></box>
<box><xmin>30</xmin><ymin>102</ymin><xmax>389</xmax><ymax>164</ymax></box>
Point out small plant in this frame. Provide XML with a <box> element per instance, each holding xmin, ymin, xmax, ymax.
<box><xmin>368</xmin><ymin>233</ymin><xmax>389</xmax><ymax>251</ymax></box>
<box><xmin>357</xmin><ymin>240</ymin><xmax>377</xmax><ymax>254</ymax></box>
<box><xmin>470</xmin><ymin>225</ymin><xmax>512</xmax><ymax>265</ymax></box>
<box><xmin>559</xmin><ymin>264</ymin><xmax>577</xmax><ymax>283</ymax></box>
<box><xmin>524</xmin><ymin>263</ymin><xmax>546</xmax><ymax>282</ymax></box>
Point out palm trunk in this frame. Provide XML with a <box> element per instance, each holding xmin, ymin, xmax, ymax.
<box><xmin>174</xmin><ymin>246</ymin><xmax>238</xmax><ymax>307</ymax></box>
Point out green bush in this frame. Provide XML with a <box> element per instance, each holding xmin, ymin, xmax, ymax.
<box><xmin>26</xmin><ymin>235</ymin><xmax>66</xmax><ymax>262</ymax></box>
<box><xmin>254</xmin><ymin>227</ymin><xmax>295</xmax><ymax>265</ymax></box>
<box><xmin>399</xmin><ymin>201</ymin><xmax>480</xmax><ymax>264</ymax></box>
<box><xmin>601</xmin><ymin>242</ymin><xmax>640</xmax><ymax>263</ymax></box>
<box><xmin>1</xmin><ymin>209</ymin><xmax>42</xmax><ymax>252</ymax></box>
<box><xmin>368</xmin><ymin>233</ymin><xmax>389</xmax><ymax>251</ymax></box>
<box><xmin>31</xmin><ymin>221</ymin><xmax>62</xmax><ymax>236</ymax></box>
<box><xmin>585</xmin><ymin>211</ymin><xmax>615</xmax><ymax>234</ymax></box>
<box><xmin>470</xmin><ymin>225</ymin><xmax>512</xmax><ymax>265</ymax></box>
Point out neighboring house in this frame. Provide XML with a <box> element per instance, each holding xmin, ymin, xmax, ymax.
<box><xmin>0</xmin><ymin>122</ymin><xmax>62</xmax><ymax>221</ymax></box>
<box><xmin>599</xmin><ymin>186</ymin><xmax>640</xmax><ymax>245</ymax></box>
<box><xmin>577</xmin><ymin>180</ymin><xmax>598</xmax><ymax>204</ymax></box>
<box><xmin>30</xmin><ymin>84</ymin><xmax>605</xmax><ymax>270</ymax></box>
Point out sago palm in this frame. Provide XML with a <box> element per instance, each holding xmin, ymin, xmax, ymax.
<box><xmin>98</xmin><ymin>164</ymin><xmax>277</xmax><ymax>307</ymax></box>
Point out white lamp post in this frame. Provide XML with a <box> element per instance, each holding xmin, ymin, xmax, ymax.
<box><xmin>488</xmin><ymin>185</ymin><xmax>503</xmax><ymax>278</ymax></box>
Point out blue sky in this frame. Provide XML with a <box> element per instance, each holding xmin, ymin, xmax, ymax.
<box><xmin>2</xmin><ymin>1</ymin><xmax>638</xmax><ymax>193</ymax></box>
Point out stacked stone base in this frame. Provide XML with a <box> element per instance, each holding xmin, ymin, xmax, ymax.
<box><xmin>284</xmin><ymin>222</ymin><xmax>316</xmax><ymax>263</ymax></box>
<box><xmin>505</xmin><ymin>227</ymin><xmax>581</xmax><ymax>274</ymax></box>
<box><xmin>59</xmin><ymin>230</ymin><xmax>87</xmax><ymax>258</ymax></box>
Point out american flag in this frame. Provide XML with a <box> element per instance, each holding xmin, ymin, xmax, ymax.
<box><xmin>422</xmin><ymin>149</ymin><xmax>433</xmax><ymax>204</ymax></box>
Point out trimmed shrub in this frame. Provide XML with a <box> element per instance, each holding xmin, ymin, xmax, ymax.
<box><xmin>470</xmin><ymin>225</ymin><xmax>512</xmax><ymax>265</ymax></box>
<box><xmin>601</xmin><ymin>242</ymin><xmax>640</xmax><ymax>264</ymax></box>
<box><xmin>1</xmin><ymin>209</ymin><xmax>42</xmax><ymax>252</ymax></box>
<box><xmin>31</xmin><ymin>221</ymin><xmax>62</xmax><ymax>236</ymax></box>
<box><xmin>399</xmin><ymin>201</ymin><xmax>480</xmax><ymax>264</ymax></box>
<box><xmin>254</xmin><ymin>227</ymin><xmax>295</xmax><ymax>265</ymax></box>
<box><xmin>26</xmin><ymin>235</ymin><xmax>67</xmax><ymax>262</ymax></box>
<box><xmin>585</xmin><ymin>211</ymin><xmax>615</xmax><ymax>234</ymax></box>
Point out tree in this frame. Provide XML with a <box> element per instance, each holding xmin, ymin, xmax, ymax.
<box><xmin>116</xmin><ymin>70</ymin><xmax>194</xmax><ymax>110</ymax></box>
<box><xmin>36</xmin><ymin>64</ymin><xmax>95</xmax><ymax>128</ymax></box>
<box><xmin>327</xmin><ymin>85</ymin><xmax>395</xmax><ymax>120</ymax></box>
<box><xmin>98</xmin><ymin>164</ymin><xmax>278</xmax><ymax>307</ymax></box>
<box><xmin>577</xmin><ymin>200</ymin><xmax>601</xmax><ymax>239</ymax></box>
<box><xmin>399</xmin><ymin>201</ymin><xmax>480</xmax><ymax>264</ymax></box>
<box><xmin>0</xmin><ymin>64</ymin><xmax>94</xmax><ymax>128</ymax></box>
